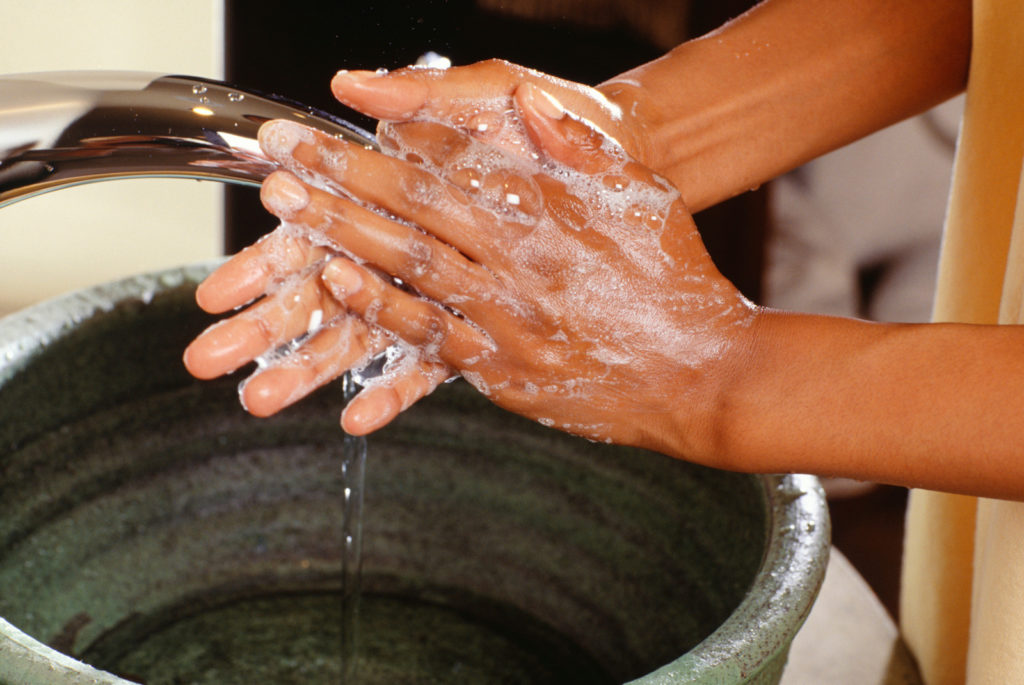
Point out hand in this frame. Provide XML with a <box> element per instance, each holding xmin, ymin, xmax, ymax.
<box><xmin>184</xmin><ymin>60</ymin><xmax>655</xmax><ymax>435</ymax></box>
<box><xmin>181</xmin><ymin>215</ymin><xmax>452</xmax><ymax>426</ymax></box>
<box><xmin>186</xmin><ymin>81</ymin><xmax>756</xmax><ymax>459</ymax></box>
<box><xmin>331</xmin><ymin>59</ymin><xmax>652</xmax><ymax>167</ymax></box>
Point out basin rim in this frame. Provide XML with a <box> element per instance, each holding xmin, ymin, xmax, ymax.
<box><xmin>0</xmin><ymin>265</ymin><xmax>830</xmax><ymax>685</ymax></box>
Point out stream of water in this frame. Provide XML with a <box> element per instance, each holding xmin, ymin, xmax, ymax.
<box><xmin>339</xmin><ymin>374</ymin><xmax>366</xmax><ymax>683</ymax></box>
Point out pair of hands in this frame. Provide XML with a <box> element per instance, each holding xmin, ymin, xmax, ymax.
<box><xmin>183</xmin><ymin>60</ymin><xmax>756</xmax><ymax>458</ymax></box>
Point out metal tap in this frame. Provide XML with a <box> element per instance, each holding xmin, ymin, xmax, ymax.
<box><xmin>0</xmin><ymin>71</ymin><xmax>375</xmax><ymax>208</ymax></box>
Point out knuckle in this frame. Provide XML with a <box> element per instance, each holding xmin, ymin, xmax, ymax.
<box><xmin>314</xmin><ymin>282</ymin><xmax>341</xmax><ymax>319</ymax></box>
<box><xmin>348</xmin><ymin>317</ymin><xmax>376</xmax><ymax>352</ymax></box>
<box><xmin>277</xmin><ymin>230</ymin><xmax>315</xmax><ymax>267</ymax></box>
<box><xmin>249</xmin><ymin>312</ymin><xmax>280</xmax><ymax>348</ymax></box>
<box><xmin>394</xmin><ymin>168</ymin><xmax>441</xmax><ymax>216</ymax></box>
<box><xmin>399</xmin><ymin>236</ymin><xmax>434</xmax><ymax>279</ymax></box>
<box><xmin>414</xmin><ymin>310</ymin><xmax>448</xmax><ymax>348</ymax></box>
<box><xmin>546</xmin><ymin>194</ymin><xmax>591</xmax><ymax>229</ymax></box>
<box><xmin>478</xmin><ymin>57</ymin><xmax>511</xmax><ymax>72</ymax></box>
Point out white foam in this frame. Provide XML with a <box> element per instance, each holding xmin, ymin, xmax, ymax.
<box><xmin>233</xmin><ymin>86</ymin><xmax>758</xmax><ymax>433</ymax></box>
<box><xmin>260</xmin><ymin>119</ymin><xmax>315</xmax><ymax>161</ymax></box>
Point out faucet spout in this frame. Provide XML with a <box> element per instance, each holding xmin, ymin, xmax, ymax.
<box><xmin>0</xmin><ymin>71</ymin><xmax>376</xmax><ymax>208</ymax></box>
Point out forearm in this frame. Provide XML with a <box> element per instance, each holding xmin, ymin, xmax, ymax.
<box><xmin>599</xmin><ymin>0</ymin><xmax>971</xmax><ymax>211</ymax></box>
<box><xmin>686</xmin><ymin>312</ymin><xmax>1024</xmax><ymax>499</ymax></box>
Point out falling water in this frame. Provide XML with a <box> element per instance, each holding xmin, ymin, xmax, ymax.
<box><xmin>340</xmin><ymin>374</ymin><xmax>366</xmax><ymax>683</ymax></box>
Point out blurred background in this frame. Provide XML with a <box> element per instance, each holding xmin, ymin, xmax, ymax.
<box><xmin>0</xmin><ymin>0</ymin><xmax>964</xmax><ymax>620</ymax></box>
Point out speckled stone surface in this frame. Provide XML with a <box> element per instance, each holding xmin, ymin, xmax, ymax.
<box><xmin>0</xmin><ymin>267</ymin><xmax>829</xmax><ymax>684</ymax></box>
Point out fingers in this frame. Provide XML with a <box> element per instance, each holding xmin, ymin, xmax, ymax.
<box><xmin>331</xmin><ymin>69</ymin><xmax>433</xmax><ymax>121</ymax></box>
<box><xmin>375</xmin><ymin>119</ymin><xmax>475</xmax><ymax>168</ymax></box>
<box><xmin>331</xmin><ymin>60</ymin><xmax>530</xmax><ymax>123</ymax></box>
<box><xmin>514</xmin><ymin>82</ymin><xmax>689</xmax><ymax>244</ymax></box>
<box><xmin>259</xmin><ymin>170</ymin><xmax>497</xmax><ymax>315</ymax></box>
<box><xmin>377</xmin><ymin>120</ymin><xmax>546</xmax><ymax>220</ymax></box>
<box><xmin>329</xmin><ymin>59</ymin><xmax>622</xmax><ymax>140</ymax></box>
<box><xmin>321</xmin><ymin>257</ymin><xmax>494</xmax><ymax>366</ymax></box>
<box><xmin>195</xmin><ymin>227</ymin><xmax>328</xmax><ymax>314</ymax></box>
<box><xmin>184</xmin><ymin>270</ymin><xmax>342</xmax><ymax>379</ymax></box>
<box><xmin>341</xmin><ymin>359</ymin><xmax>452</xmax><ymax>435</ymax></box>
<box><xmin>259</xmin><ymin>120</ymin><xmax>497</xmax><ymax>263</ymax></box>
<box><xmin>238</xmin><ymin>315</ymin><xmax>389</xmax><ymax>417</ymax></box>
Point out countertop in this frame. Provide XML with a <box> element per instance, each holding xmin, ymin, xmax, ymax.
<box><xmin>782</xmin><ymin>548</ymin><xmax>922</xmax><ymax>684</ymax></box>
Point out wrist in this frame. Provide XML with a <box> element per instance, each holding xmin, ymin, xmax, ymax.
<box><xmin>698</xmin><ymin>307</ymin><xmax>793</xmax><ymax>473</ymax></box>
<box><xmin>701</xmin><ymin>310</ymin><xmax>904</xmax><ymax>481</ymax></box>
<box><xmin>597</xmin><ymin>38</ymin><xmax>747</xmax><ymax>212</ymax></box>
<box><xmin>631</xmin><ymin>301</ymin><xmax>768</xmax><ymax>472</ymax></box>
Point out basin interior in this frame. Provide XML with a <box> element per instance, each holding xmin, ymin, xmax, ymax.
<box><xmin>0</xmin><ymin>275</ymin><xmax>768</xmax><ymax>684</ymax></box>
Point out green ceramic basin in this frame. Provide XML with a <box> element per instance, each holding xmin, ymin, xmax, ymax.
<box><xmin>0</xmin><ymin>265</ymin><xmax>828</xmax><ymax>684</ymax></box>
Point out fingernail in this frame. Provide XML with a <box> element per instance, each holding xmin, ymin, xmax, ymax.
<box><xmin>331</xmin><ymin>70</ymin><xmax>429</xmax><ymax>120</ymax></box>
<box><xmin>524</xmin><ymin>84</ymin><xmax>566</xmax><ymax>120</ymax></box>
<box><xmin>323</xmin><ymin>259</ymin><xmax>363</xmax><ymax>297</ymax></box>
<box><xmin>332</xmin><ymin>69</ymin><xmax>383</xmax><ymax>87</ymax></box>
<box><xmin>258</xmin><ymin>119</ymin><xmax>314</xmax><ymax>161</ymax></box>
<box><xmin>262</xmin><ymin>172</ymin><xmax>309</xmax><ymax>216</ymax></box>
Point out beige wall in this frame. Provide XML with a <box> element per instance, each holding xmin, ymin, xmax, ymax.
<box><xmin>0</xmin><ymin>1</ymin><xmax>225</xmax><ymax>314</ymax></box>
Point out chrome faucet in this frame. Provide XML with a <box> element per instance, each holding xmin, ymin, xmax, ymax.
<box><xmin>0</xmin><ymin>71</ymin><xmax>376</xmax><ymax>208</ymax></box>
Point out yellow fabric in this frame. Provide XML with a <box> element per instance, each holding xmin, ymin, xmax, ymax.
<box><xmin>967</xmin><ymin>163</ymin><xmax>1024</xmax><ymax>683</ymax></box>
<box><xmin>901</xmin><ymin>493</ymin><xmax>976</xmax><ymax>684</ymax></box>
<box><xmin>901</xmin><ymin>0</ymin><xmax>1024</xmax><ymax>682</ymax></box>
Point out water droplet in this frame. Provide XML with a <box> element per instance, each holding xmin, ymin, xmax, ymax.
<box><xmin>192</xmin><ymin>84</ymin><xmax>208</xmax><ymax>95</ymax></box>
<box><xmin>227</xmin><ymin>91</ymin><xmax>245</xmax><ymax>103</ymax></box>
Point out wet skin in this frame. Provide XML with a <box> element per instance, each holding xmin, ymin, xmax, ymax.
<box><xmin>184</xmin><ymin>77</ymin><xmax>754</xmax><ymax>453</ymax></box>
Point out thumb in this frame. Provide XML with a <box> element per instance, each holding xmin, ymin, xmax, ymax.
<box><xmin>514</xmin><ymin>82</ymin><xmax>619</xmax><ymax>175</ymax></box>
